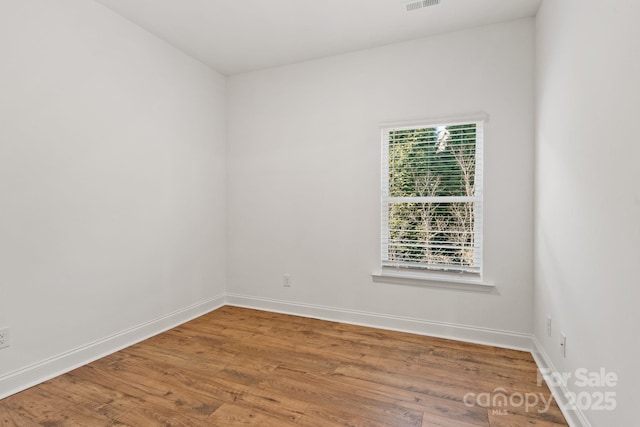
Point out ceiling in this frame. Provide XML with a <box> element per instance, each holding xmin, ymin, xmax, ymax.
<box><xmin>94</xmin><ymin>0</ymin><xmax>541</xmax><ymax>75</ymax></box>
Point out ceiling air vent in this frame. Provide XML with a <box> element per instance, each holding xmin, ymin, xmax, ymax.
<box><xmin>403</xmin><ymin>0</ymin><xmax>440</xmax><ymax>11</ymax></box>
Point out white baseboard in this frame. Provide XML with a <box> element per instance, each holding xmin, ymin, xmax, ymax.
<box><xmin>225</xmin><ymin>293</ymin><xmax>533</xmax><ymax>351</ymax></box>
<box><xmin>1</xmin><ymin>290</ymin><xmax>561</xmax><ymax>420</ymax></box>
<box><xmin>531</xmin><ymin>336</ymin><xmax>591</xmax><ymax>427</ymax></box>
<box><xmin>0</xmin><ymin>294</ymin><xmax>225</xmax><ymax>400</ymax></box>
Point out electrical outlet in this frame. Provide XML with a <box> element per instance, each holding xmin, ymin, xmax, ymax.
<box><xmin>0</xmin><ymin>328</ymin><xmax>10</xmax><ymax>349</ymax></box>
<box><xmin>283</xmin><ymin>274</ymin><xmax>292</xmax><ymax>288</ymax></box>
<box><xmin>560</xmin><ymin>332</ymin><xmax>567</xmax><ymax>358</ymax></box>
<box><xmin>546</xmin><ymin>315</ymin><xmax>552</xmax><ymax>337</ymax></box>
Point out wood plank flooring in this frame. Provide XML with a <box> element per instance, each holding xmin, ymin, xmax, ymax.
<box><xmin>0</xmin><ymin>306</ymin><xmax>569</xmax><ymax>426</ymax></box>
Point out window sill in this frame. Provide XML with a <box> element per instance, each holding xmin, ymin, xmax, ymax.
<box><xmin>371</xmin><ymin>270</ymin><xmax>496</xmax><ymax>293</ymax></box>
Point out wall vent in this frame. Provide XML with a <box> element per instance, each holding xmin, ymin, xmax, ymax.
<box><xmin>403</xmin><ymin>0</ymin><xmax>440</xmax><ymax>11</ymax></box>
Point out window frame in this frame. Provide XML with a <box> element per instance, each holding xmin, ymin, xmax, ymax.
<box><xmin>379</xmin><ymin>114</ymin><xmax>487</xmax><ymax>281</ymax></box>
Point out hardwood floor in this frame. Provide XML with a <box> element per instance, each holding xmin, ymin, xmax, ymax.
<box><xmin>0</xmin><ymin>306</ymin><xmax>568</xmax><ymax>426</ymax></box>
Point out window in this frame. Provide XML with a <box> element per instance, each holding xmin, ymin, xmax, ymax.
<box><xmin>381</xmin><ymin>116</ymin><xmax>484</xmax><ymax>275</ymax></box>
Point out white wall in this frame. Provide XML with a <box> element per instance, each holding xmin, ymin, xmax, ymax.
<box><xmin>534</xmin><ymin>0</ymin><xmax>640</xmax><ymax>425</ymax></box>
<box><xmin>0</xmin><ymin>0</ymin><xmax>226</xmax><ymax>393</ymax></box>
<box><xmin>227</xmin><ymin>19</ymin><xmax>535</xmax><ymax>344</ymax></box>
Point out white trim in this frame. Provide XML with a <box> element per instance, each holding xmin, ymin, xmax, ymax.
<box><xmin>473</xmin><ymin>120</ymin><xmax>484</xmax><ymax>276</ymax></box>
<box><xmin>6</xmin><ymin>290</ymin><xmax>585</xmax><ymax>427</ymax></box>
<box><xmin>381</xmin><ymin>127</ymin><xmax>390</xmax><ymax>263</ymax></box>
<box><xmin>371</xmin><ymin>270</ymin><xmax>495</xmax><ymax>292</ymax></box>
<box><xmin>385</xmin><ymin>196</ymin><xmax>480</xmax><ymax>203</ymax></box>
<box><xmin>225</xmin><ymin>293</ymin><xmax>531</xmax><ymax>351</ymax></box>
<box><xmin>380</xmin><ymin>112</ymin><xmax>490</xmax><ymax>130</ymax></box>
<box><xmin>531</xmin><ymin>336</ymin><xmax>592</xmax><ymax>427</ymax></box>
<box><xmin>0</xmin><ymin>294</ymin><xmax>226</xmax><ymax>400</ymax></box>
<box><xmin>380</xmin><ymin>116</ymin><xmax>485</xmax><ymax>275</ymax></box>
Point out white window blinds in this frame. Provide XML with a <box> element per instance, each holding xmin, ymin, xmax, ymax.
<box><xmin>381</xmin><ymin>118</ymin><xmax>484</xmax><ymax>274</ymax></box>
